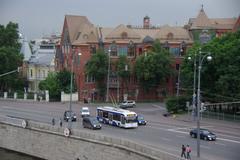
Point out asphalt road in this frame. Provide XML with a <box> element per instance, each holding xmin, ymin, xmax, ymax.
<box><xmin>0</xmin><ymin>100</ymin><xmax>240</xmax><ymax>160</ymax></box>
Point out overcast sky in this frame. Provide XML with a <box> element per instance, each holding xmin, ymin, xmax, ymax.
<box><xmin>0</xmin><ymin>0</ymin><xmax>239</xmax><ymax>40</ymax></box>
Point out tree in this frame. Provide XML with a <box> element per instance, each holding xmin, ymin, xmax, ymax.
<box><xmin>0</xmin><ymin>22</ymin><xmax>23</xmax><ymax>92</ymax></box>
<box><xmin>39</xmin><ymin>73</ymin><xmax>61</xmax><ymax>101</ymax></box>
<box><xmin>85</xmin><ymin>49</ymin><xmax>108</xmax><ymax>98</ymax></box>
<box><xmin>181</xmin><ymin>30</ymin><xmax>240</xmax><ymax>102</ymax></box>
<box><xmin>116</xmin><ymin>55</ymin><xmax>130</xmax><ymax>99</ymax></box>
<box><xmin>56</xmin><ymin>69</ymin><xmax>76</xmax><ymax>93</ymax></box>
<box><xmin>39</xmin><ymin>70</ymin><xmax>75</xmax><ymax>100</ymax></box>
<box><xmin>135</xmin><ymin>40</ymin><xmax>174</xmax><ymax>91</ymax></box>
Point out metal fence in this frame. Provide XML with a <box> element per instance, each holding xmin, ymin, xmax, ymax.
<box><xmin>202</xmin><ymin>101</ymin><xmax>240</xmax><ymax>122</ymax></box>
<box><xmin>202</xmin><ymin>111</ymin><xmax>240</xmax><ymax>122</ymax></box>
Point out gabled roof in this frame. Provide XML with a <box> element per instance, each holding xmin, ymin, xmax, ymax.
<box><xmin>189</xmin><ymin>8</ymin><xmax>237</xmax><ymax>30</ymax></box>
<box><xmin>191</xmin><ymin>8</ymin><xmax>212</xmax><ymax>29</ymax></box>
<box><xmin>65</xmin><ymin>15</ymin><xmax>95</xmax><ymax>43</ymax></box>
<box><xmin>105</xmin><ymin>24</ymin><xmax>141</xmax><ymax>42</ymax></box>
<box><xmin>72</xmin><ymin>23</ymin><xmax>98</xmax><ymax>45</ymax></box>
<box><xmin>154</xmin><ymin>25</ymin><xmax>193</xmax><ymax>43</ymax></box>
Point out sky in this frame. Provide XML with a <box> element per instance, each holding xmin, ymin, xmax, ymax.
<box><xmin>0</xmin><ymin>0</ymin><xmax>239</xmax><ymax>40</ymax></box>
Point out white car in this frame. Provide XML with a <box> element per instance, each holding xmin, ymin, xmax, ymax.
<box><xmin>119</xmin><ymin>100</ymin><xmax>136</xmax><ymax>108</ymax></box>
<box><xmin>81</xmin><ymin>107</ymin><xmax>90</xmax><ymax>117</ymax></box>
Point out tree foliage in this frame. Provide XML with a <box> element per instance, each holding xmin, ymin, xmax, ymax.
<box><xmin>85</xmin><ymin>49</ymin><xmax>108</xmax><ymax>97</ymax></box>
<box><xmin>135</xmin><ymin>40</ymin><xmax>174</xmax><ymax>91</ymax></box>
<box><xmin>39</xmin><ymin>70</ymin><xmax>75</xmax><ymax>100</ymax></box>
<box><xmin>181</xmin><ymin>30</ymin><xmax>240</xmax><ymax>102</ymax></box>
<box><xmin>39</xmin><ymin>73</ymin><xmax>60</xmax><ymax>101</ymax></box>
<box><xmin>116</xmin><ymin>55</ymin><xmax>130</xmax><ymax>78</ymax></box>
<box><xmin>0</xmin><ymin>22</ymin><xmax>23</xmax><ymax>92</ymax></box>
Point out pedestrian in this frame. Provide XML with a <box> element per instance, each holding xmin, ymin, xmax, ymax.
<box><xmin>186</xmin><ymin>145</ymin><xmax>191</xmax><ymax>160</ymax></box>
<box><xmin>181</xmin><ymin>144</ymin><xmax>186</xmax><ymax>159</ymax></box>
<box><xmin>52</xmin><ymin>118</ymin><xmax>55</xmax><ymax>126</ymax></box>
<box><xmin>59</xmin><ymin>118</ymin><xmax>62</xmax><ymax>127</ymax></box>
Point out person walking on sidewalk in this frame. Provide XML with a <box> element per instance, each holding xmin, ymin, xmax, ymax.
<box><xmin>59</xmin><ymin>118</ymin><xmax>62</xmax><ymax>127</ymax></box>
<box><xmin>186</xmin><ymin>145</ymin><xmax>191</xmax><ymax>160</ymax></box>
<box><xmin>181</xmin><ymin>144</ymin><xmax>186</xmax><ymax>159</ymax></box>
<box><xmin>52</xmin><ymin>118</ymin><xmax>55</xmax><ymax>126</ymax></box>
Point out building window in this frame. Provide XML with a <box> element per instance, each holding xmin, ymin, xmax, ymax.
<box><xmin>110</xmin><ymin>41</ymin><xmax>118</xmax><ymax>56</ymax></box>
<box><xmin>167</xmin><ymin>32</ymin><xmax>174</xmax><ymax>39</ymax></box>
<box><xmin>85</xmin><ymin>75</ymin><xmax>95</xmax><ymax>83</ymax></box>
<box><xmin>176</xmin><ymin>64</ymin><xmax>180</xmax><ymax>70</ymax></box>
<box><xmin>90</xmin><ymin>45</ymin><xmax>96</xmax><ymax>54</ymax></box>
<box><xmin>118</xmin><ymin>46</ymin><xmax>128</xmax><ymax>56</ymax></box>
<box><xmin>170</xmin><ymin>47</ymin><xmax>180</xmax><ymax>57</ymax></box>
<box><xmin>30</xmin><ymin>69</ymin><xmax>33</xmax><ymax>78</ymax></box>
<box><xmin>121</xmin><ymin>32</ymin><xmax>128</xmax><ymax>39</ymax></box>
<box><xmin>76</xmin><ymin>32</ymin><xmax>81</xmax><ymax>40</ymax></box>
<box><xmin>128</xmin><ymin>41</ymin><xmax>135</xmax><ymax>56</ymax></box>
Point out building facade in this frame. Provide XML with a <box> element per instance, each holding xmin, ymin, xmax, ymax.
<box><xmin>56</xmin><ymin>7</ymin><xmax>238</xmax><ymax>102</ymax></box>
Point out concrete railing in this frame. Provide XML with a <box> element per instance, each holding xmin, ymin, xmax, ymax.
<box><xmin>0</xmin><ymin>115</ymin><xmax>179</xmax><ymax>160</ymax></box>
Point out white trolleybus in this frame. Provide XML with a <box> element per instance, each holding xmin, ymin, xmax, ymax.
<box><xmin>97</xmin><ymin>106</ymin><xmax>138</xmax><ymax>128</ymax></box>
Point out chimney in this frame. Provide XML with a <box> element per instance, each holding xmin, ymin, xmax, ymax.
<box><xmin>143</xmin><ymin>16</ymin><xmax>150</xmax><ymax>29</ymax></box>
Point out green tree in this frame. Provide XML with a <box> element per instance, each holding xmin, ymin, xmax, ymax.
<box><xmin>39</xmin><ymin>73</ymin><xmax>61</xmax><ymax>101</ymax></box>
<box><xmin>0</xmin><ymin>22</ymin><xmax>23</xmax><ymax>92</ymax></box>
<box><xmin>135</xmin><ymin>40</ymin><xmax>174</xmax><ymax>91</ymax></box>
<box><xmin>56</xmin><ymin>69</ymin><xmax>76</xmax><ymax>93</ymax></box>
<box><xmin>181</xmin><ymin>30</ymin><xmax>240</xmax><ymax>102</ymax></box>
<box><xmin>85</xmin><ymin>49</ymin><xmax>108</xmax><ymax>98</ymax></box>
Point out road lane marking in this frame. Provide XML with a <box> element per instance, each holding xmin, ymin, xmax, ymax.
<box><xmin>201</xmin><ymin>145</ymin><xmax>211</xmax><ymax>149</ymax></box>
<box><xmin>161</xmin><ymin>137</ymin><xmax>171</xmax><ymax>141</ymax></box>
<box><xmin>176</xmin><ymin>135</ymin><xmax>185</xmax><ymax>138</ymax></box>
<box><xmin>215</xmin><ymin>142</ymin><xmax>226</xmax><ymax>146</ymax></box>
<box><xmin>217</xmin><ymin>137</ymin><xmax>240</xmax><ymax>144</ymax></box>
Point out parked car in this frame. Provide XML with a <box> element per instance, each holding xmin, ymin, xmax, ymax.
<box><xmin>82</xmin><ymin>117</ymin><xmax>101</xmax><ymax>130</ymax></box>
<box><xmin>190</xmin><ymin>128</ymin><xmax>216</xmax><ymax>141</ymax></box>
<box><xmin>119</xmin><ymin>100</ymin><xmax>136</xmax><ymax>109</ymax></box>
<box><xmin>63</xmin><ymin>110</ymin><xmax>77</xmax><ymax>122</ymax></box>
<box><xmin>137</xmin><ymin>115</ymin><xmax>147</xmax><ymax>125</ymax></box>
<box><xmin>81</xmin><ymin>107</ymin><xmax>90</xmax><ymax>117</ymax></box>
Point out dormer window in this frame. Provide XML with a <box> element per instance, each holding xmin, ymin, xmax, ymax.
<box><xmin>83</xmin><ymin>34</ymin><xmax>88</xmax><ymax>40</ymax></box>
<box><xmin>76</xmin><ymin>32</ymin><xmax>81</xmax><ymax>40</ymax></box>
<box><xmin>167</xmin><ymin>32</ymin><xmax>174</xmax><ymax>39</ymax></box>
<box><xmin>121</xmin><ymin>32</ymin><xmax>128</xmax><ymax>39</ymax></box>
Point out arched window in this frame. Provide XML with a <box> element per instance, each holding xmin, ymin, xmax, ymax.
<box><xmin>110</xmin><ymin>41</ymin><xmax>118</xmax><ymax>56</ymax></box>
<box><xmin>121</xmin><ymin>32</ymin><xmax>128</xmax><ymax>39</ymax></box>
<box><xmin>167</xmin><ymin>32</ymin><xmax>174</xmax><ymax>39</ymax></box>
<box><xmin>128</xmin><ymin>41</ymin><xmax>135</xmax><ymax>57</ymax></box>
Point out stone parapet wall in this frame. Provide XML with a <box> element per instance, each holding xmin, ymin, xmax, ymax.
<box><xmin>0</xmin><ymin>115</ymin><xmax>178</xmax><ymax>160</ymax></box>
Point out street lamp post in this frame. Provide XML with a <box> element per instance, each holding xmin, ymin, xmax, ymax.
<box><xmin>68</xmin><ymin>50</ymin><xmax>81</xmax><ymax>129</ymax></box>
<box><xmin>188</xmin><ymin>49</ymin><xmax>212</xmax><ymax>158</ymax></box>
<box><xmin>188</xmin><ymin>53</ymin><xmax>197</xmax><ymax>121</ymax></box>
<box><xmin>106</xmin><ymin>49</ymin><xmax>111</xmax><ymax>102</ymax></box>
<box><xmin>196</xmin><ymin>49</ymin><xmax>212</xmax><ymax>158</ymax></box>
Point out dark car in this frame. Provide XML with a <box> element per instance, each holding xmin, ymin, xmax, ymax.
<box><xmin>190</xmin><ymin>128</ymin><xmax>216</xmax><ymax>141</ymax></box>
<box><xmin>83</xmin><ymin>117</ymin><xmax>101</xmax><ymax>130</ymax></box>
<box><xmin>137</xmin><ymin>115</ymin><xmax>147</xmax><ymax>125</ymax></box>
<box><xmin>63</xmin><ymin>110</ymin><xmax>77</xmax><ymax>122</ymax></box>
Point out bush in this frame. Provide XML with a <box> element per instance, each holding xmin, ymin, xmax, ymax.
<box><xmin>165</xmin><ymin>96</ymin><xmax>191</xmax><ymax>113</ymax></box>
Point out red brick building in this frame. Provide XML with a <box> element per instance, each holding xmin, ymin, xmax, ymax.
<box><xmin>55</xmin><ymin>15</ymin><xmax>193</xmax><ymax>102</ymax></box>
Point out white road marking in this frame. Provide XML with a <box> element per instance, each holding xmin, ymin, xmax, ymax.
<box><xmin>217</xmin><ymin>137</ymin><xmax>240</xmax><ymax>144</ymax></box>
<box><xmin>161</xmin><ymin>137</ymin><xmax>171</xmax><ymax>141</ymax></box>
<box><xmin>215</xmin><ymin>142</ymin><xmax>226</xmax><ymax>146</ymax></box>
<box><xmin>176</xmin><ymin>135</ymin><xmax>185</xmax><ymax>138</ymax></box>
<box><xmin>201</xmin><ymin>145</ymin><xmax>211</xmax><ymax>149</ymax></box>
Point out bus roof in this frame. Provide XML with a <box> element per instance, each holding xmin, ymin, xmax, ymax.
<box><xmin>97</xmin><ymin>106</ymin><xmax>137</xmax><ymax>116</ymax></box>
